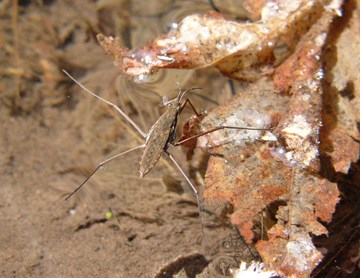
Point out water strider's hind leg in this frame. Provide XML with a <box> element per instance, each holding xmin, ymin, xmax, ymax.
<box><xmin>65</xmin><ymin>144</ymin><xmax>145</xmax><ymax>200</ymax></box>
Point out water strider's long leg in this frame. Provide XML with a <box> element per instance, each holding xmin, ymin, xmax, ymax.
<box><xmin>174</xmin><ymin>125</ymin><xmax>272</xmax><ymax>146</ymax></box>
<box><xmin>62</xmin><ymin>70</ymin><xmax>147</xmax><ymax>138</ymax></box>
<box><xmin>179</xmin><ymin>98</ymin><xmax>201</xmax><ymax>116</ymax></box>
<box><xmin>165</xmin><ymin>151</ymin><xmax>204</xmax><ymax>238</ymax></box>
<box><xmin>65</xmin><ymin>144</ymin><xmax>145</xmax><ymax>200</ymax></box>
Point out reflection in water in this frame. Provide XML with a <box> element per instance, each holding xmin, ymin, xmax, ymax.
<box><xmin>207</xmin><ymin>227</ymin><xmax>260</xmax><ymax>276</ymax></box>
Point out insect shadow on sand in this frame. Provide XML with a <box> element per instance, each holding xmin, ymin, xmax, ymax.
<box><xmin>62</xmin><ymin>70</ymin><xmax>271</xmax><ymax>235</ymax></box>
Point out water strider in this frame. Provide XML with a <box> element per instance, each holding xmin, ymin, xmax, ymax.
<box><xmin>63</xmin><ymin>70</ymin><xmax>272</xmax><ymax>233</ymax></box>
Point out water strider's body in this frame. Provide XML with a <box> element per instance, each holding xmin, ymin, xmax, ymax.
<box><xmin>140</xmin><ymin>99</ymin><xmax>179</xmax><ymax>177</ymax></box>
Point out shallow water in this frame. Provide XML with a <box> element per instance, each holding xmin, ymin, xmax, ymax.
<box><xmin>0</xmin><ymin>1</ymin><xmax>253</xmax><ymax>277</ymax></box>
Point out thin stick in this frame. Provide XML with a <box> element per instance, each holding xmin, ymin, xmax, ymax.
<box><xmin>165</xmin><ymin>151</ymin><xmax>204</xmax><ymax>238</ymax></box>
<box><xmin>174</xmin><ymin>125</ymin><xmax>273</xmax><ymax>146</ymax></box>
<box><xmin>12</xmin><ymin>0</ymin><xmax>20</xmax><ymax>107</ymax></box>
<box><xmin>62</xmin><ymin>70</ymin><xmax>147</xmax><ymax>138</ymax></box>
<box><xmin>209</xmin><ymin>0</ymin><xmax>220</xmax><ymax>12</ymax></box>
<box><xmin>65</xmin><ymin>144</ymin><xmax>145</xmax><ymax>201</ymax></box>
<box><xmin>228</xmin><ymin>79</ymin><xmax>236</xmax><ymax>96</ymax></box>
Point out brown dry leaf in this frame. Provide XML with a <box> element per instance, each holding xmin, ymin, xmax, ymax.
<box><xmin>97</xmin><ymin>0</ymin><xmax>342</xmax><ymax>80</ymax></box>
<box><xmin>320</xmin><ymin>125</ymin><xmax>360</xmax><ymax>173</ymax></box>
<box><xmin>274</xmin><ymin>1</ymin><xmax>360</xmax><ymax>175</ymax></box>
<box><xmin>198</xmin><ymin>78</ymin><xmax>339</xmax><ymax>277</ymax></box>
<box><xmin>319</xmin><ymin>0</ymin><xmax>360</xmax><ymax>174</ymax></box>
<box><xmin>197</xmin><ymin>4</ymin><xmax>342</xmax><ymax>277</ymax></box>
<box><xmin>199</xmin><ymin>78</ymin><xmax>289</xmax><ymax>242</ymax></box>
<box><xmin>273</xmin><ymin>7</ymin><xmax>335</xmax><ymax>172</ymax></box>
<box><xmin>255</xmin><ymin>175</ymin><xmax>339</xmax><ymax>278</ymax></box>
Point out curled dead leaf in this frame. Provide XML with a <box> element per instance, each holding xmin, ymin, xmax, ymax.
<box><xmin>97</xmin><ymin>0</ymin><xmax>341</xmax><ymax>80</ymax></box>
